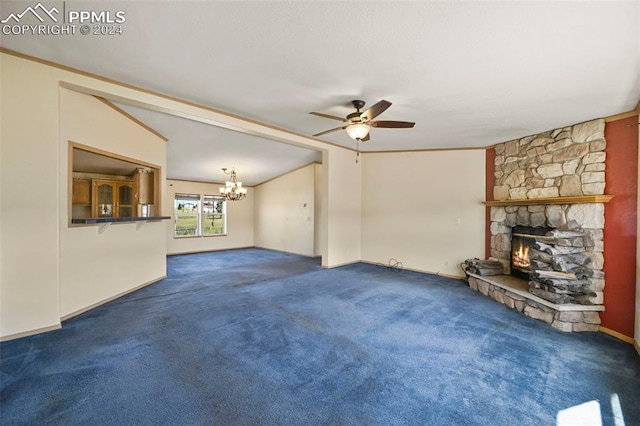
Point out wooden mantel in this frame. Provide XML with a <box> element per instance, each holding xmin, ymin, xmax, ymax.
<box><xmin>483</xmin><ymin>195</ymin><xmax>614</xmax><ymax>207</ymax></box>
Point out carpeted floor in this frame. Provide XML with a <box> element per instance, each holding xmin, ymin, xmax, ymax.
<box><xmin>1</xmin><ymin>248</ymin><xmax>639</xmax><ymax>425</ymax></box>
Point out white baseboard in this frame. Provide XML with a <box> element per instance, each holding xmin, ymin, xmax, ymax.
<box><xmin>321</xmin><ymin>259</ymin><xmax>360</xmax><ymax>269</ymax></box>
<box><xmin>0</xmin><ymin>323</ymin><xmax>61</xmax><ymax>342</ymax></box>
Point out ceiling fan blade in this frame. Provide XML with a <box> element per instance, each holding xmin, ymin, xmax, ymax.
<box><xmin>360</xmin><ymin>100</ymin><xmax>392</xmax><ymax>121</ymax></box>
<box><xmin>309</xmin><ymin>112</ymin><xmax>346</xmax><ymax>122</ymax></box>
<box><xmin>371</xmin><ymin>120</ymin><xmax>415</xmax><ymax>128</ymax></box>
<box><xmin>361</xmin><ymin>133</ymin><xmax>370</xmax><ymax>142</ymax></box>
<box><xmin>313</xmin><ymin>126</ymin><xmax>347</xmax><ymax>137</ymax></box>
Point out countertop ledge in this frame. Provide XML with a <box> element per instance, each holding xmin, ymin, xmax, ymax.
<box><xmin>71</xmin><ymin>216</ymin><xmax>171</xmax><ymax>224</ymax></box>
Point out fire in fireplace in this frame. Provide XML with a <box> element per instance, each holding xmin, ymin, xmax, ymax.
<box><xmin>510</xmin><ymin>226</ymin><xmax>551</xmax><ymax>280</ymax></box>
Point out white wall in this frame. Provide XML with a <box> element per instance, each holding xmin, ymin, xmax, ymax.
<box><xmin>254</xmin><ymin>164</ymin><xmax>317</xmax><ymax>256</ymax></box>
<box><xmin>166</xmin><ymin>179</ymin><xmax>254</xmax><ymax>255</ymax></box>
<box><xmin>59</xmin><ymin>89</ymin><xmax>167</xmax><ymax>318</ymax></box>
<box><xmin>361</xmin><ymin>150</ymin><xmax>486</xmax><ymax>277</ymax></box>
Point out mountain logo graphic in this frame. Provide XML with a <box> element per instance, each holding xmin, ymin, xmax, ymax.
<box><xmin>1</xmin><ymin>3</ymin><xmax>59</xmax><ymax>24</ymax></box>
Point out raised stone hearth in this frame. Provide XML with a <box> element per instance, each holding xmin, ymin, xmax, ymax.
<box><xmin>467</xmin><ymin>273</ymin><xmax>603</xmax><ymax>332</ymax></box>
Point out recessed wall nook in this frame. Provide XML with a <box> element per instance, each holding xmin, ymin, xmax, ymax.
<box><xmin>468</xmin><ymin>119</ymin><xmax>613</xmax><ymax>332</ymax></box>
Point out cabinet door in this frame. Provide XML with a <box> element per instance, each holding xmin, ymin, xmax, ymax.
<box><xmin>117</xmin><ymin>183</ymin><xmax>134</xmax><ymax>218</ymax></box>
<box><xmin>94</xmin><ymin>181</ymin><xmax>115</xmax><ymax>217</ymax></box>
<box><xmin>135</xmin><ymin>169</ymin><xmax>155</xmax><ymax>204</ymax></box>
<box><xmin>72</xmin><ymin>180</ymin><xmax>91</xmax><ymax>205</ymax></box>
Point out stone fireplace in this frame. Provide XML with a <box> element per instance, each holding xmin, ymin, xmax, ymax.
<box><xmin>467</xmin><ymin>118</ymin><xmax>613</xmax><ymax>332</ymax></box>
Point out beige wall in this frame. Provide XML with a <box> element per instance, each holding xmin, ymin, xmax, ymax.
<box><xmin>254</xmin><ymin>164</ymin><xmax>317</xmax><ymax>256</ymax></box>
<box><xmin>314</xmin><ymin>163</ymin><xmax>323</xmax><ymax>257</ymax></box>
<box><xmin>637</xmin><ymin>122</ymin><xmax>640</xmax><ymax>348</ymax></box>
<box><xmin>361</xmin><ymin>150</ymin><xmax>486</xmax><ymax>277</ymax></box>
<box><xmin>59</xmin><ymin>89</ymin><xmax>167</xmax><ymax>318</ymax></box>
<box><xmin>166</xmin><ymin>179</ymin><xmax>254</xmax><ymax>255</ymax></box>
<box><xmin>0</xmin><ymin>54</ymin><xmax>167</xmax><ymax>339</ymax></box>
<box><xmin>322</xmin><ymin>149</ymin><xmax>362</xmax><ymax>266</ymax></box>
<box><xmin>1</xmin><ymin>51</ymin><xmax>364</xmax><ymax>339</ymax></box>
<box><xmin>1</xmin><ymin>53</ymin><xmax>61</xmax><ymax>337</ymax></box>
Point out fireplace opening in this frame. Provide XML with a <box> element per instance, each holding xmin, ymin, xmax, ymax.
<box><xmin>510</xmin><ymin>225</ymin><xmax>551</xmax><ymax>280</ymax></box>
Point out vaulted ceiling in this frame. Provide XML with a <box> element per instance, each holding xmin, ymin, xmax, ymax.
<box><xmin>2</xmin><ymin>1</ymin><xmax>639</xmax><ymax>184</ymax></box>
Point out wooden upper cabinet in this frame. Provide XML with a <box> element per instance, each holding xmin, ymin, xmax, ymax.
<box><xmin>92</xmin><ymin>180</ymin><xmax>134</xmax><ymax>218</ymax></box>
<box><xmin>134</xmin><ymin>169</ymin><xmax>155</xmax><ymax>204</ymax></box>
<box><xmin>72</xmin><ymin>179</ymin><xmax>91</xmax><ymax>205</ymax></box>
<box><xmin>70</xmin><ymin>145</ymin><xmax>162</xmax><ymax>223</ymax></box>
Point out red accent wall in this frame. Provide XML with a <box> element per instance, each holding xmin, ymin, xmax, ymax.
<box><xmin>485</xmin><ymin>148</ymin><xmax>496</xmax><ymax>258</ymax></box>
<box><xmin>602</xmin><ymin>115</ymin><xmax>638</xmax><ymax>337</ymax></box>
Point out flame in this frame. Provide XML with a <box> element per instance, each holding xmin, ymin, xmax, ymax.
<box><xmin>512</xmin><ymin>242</ymin><xmax>530</xmax><ymax>268</ymax></box>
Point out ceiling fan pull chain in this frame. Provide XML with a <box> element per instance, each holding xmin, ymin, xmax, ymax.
<box><xmin>356</xmin><ymin>140</ymin><xmax>360</xmax><ymax>164</ymax></box>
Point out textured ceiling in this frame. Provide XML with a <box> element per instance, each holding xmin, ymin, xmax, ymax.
<box><xmin>1</xmin><ymin>1</ymin><xmax>639</xmax><ymax>184</ymax></box>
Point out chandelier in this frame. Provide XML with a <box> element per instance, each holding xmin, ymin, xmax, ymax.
<box><xmin>219</xmin><ymin>167</ymin><xmax>247</xmax><ymax>201</ymax></box>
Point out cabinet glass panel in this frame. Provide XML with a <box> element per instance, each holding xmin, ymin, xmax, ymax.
<box><xmin>118</xmin><ymin>184</ymin><xmax>133</xmax><ymax>218</ymax></box>
<box><xmin>97</xmin><ymin>184</ymin><xmax>114</xmax><ymax>217</ymax></box>
<box><xmin>119</xmin><ymin>185</ymin><xmax>133</xmax><ymax>205</ymax></box>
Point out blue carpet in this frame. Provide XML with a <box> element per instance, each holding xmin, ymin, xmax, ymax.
<box><xmin>1</xmin><ymin>248</ymin><xmax>639</xmax><ymax>425</ymax></box>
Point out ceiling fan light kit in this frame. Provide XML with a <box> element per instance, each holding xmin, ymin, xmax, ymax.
<box><xmin>346</xmin><ymin>123</ymin><xmax>370</xmax><ymax>140</ymax></box>
<box><xmin>310</xmin><ymin>99</ymin><xmax>415</xmax><ymax>143</ymax></box>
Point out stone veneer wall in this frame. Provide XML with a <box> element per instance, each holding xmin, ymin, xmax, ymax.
<box><xmin>492</xmin><ymin>119</ymin><xmax>606</xmax><ymax>201</ymax></box>
<box><xmin>488</xmin><ymin>119</ymin><xmax>606</xmax><ymax>318</ymax></box>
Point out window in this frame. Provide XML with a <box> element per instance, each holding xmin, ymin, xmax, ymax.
<box><xmin>203</xmin><ymin>195</ymin><xmax>226</xmax><ymax>236</ymax></box>
<box><xmin>174</xmin><ymin>194</ymin><xmax>226</xmax><ymax>238</ymax></box>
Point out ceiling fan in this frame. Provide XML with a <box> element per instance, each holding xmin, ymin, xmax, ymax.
<box><xmin>310</xmin><ymin>99</ymin><xmax>415</xmax><ymax>142</ymax></box>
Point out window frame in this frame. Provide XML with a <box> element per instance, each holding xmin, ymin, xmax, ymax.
<box><xmin>173</xmin><ymin>193</ymin><xmax>226</xmax><ymax>238</ymax></box>
<box><xmin>202</xmin><ymin>195</ymin><xmax>227</xmax><ymax>237</ymax></box>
